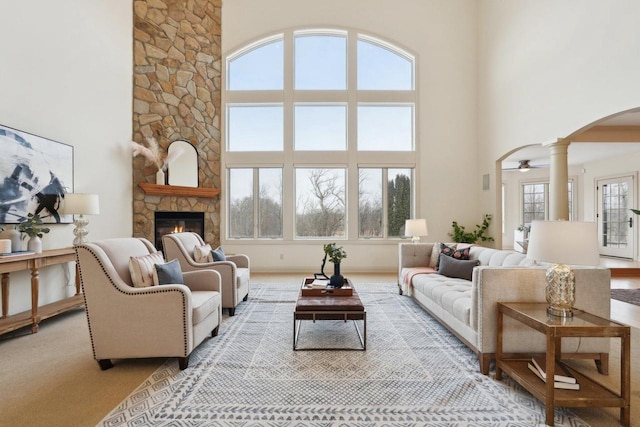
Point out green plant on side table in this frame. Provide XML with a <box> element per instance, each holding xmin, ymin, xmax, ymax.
<box><xmin>18</xmin><ymin>213</ymin><xmax>50</xmax><ymax>253</ymax></box>
<box><xmin>449</xmin><ymin>214</ymin><xmax>494</xmax><ymax>244</ymax></box>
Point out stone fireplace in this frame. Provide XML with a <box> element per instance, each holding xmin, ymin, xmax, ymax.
<box><xmin>154</xmin><ymin>211</ymin><xmax>204</xmax><ymax>251</ymax></box>
<box><xmin>132</xmin><ymin>0</ymin><xmax>222</xmax><ymax>246</ymax></box>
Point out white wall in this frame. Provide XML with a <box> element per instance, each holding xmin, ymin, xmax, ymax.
<box><xmin>221</xmin><ymin>0</ymin><xmax>480</xmax><ymax>272</ymax></box>
<box><xmin>0</xmin><ymin>0</ymin><xmax>132</xmax><ymax>314</ymax></box>
<box><xmin>478</xmin><ymin>0</ymin><xmax>640</xmax><ymax>245</ymax></box>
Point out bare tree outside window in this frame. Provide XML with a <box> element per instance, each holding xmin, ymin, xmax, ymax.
<box><xmin>229</xmin><ymin>168</ymin><xmax>253</xmax><ymax>238</ymax></box>
<box><xmin>296</xmin><ymin>168</ymin><xmax>345</xmax><ymax>238</ymax></box>
<box><xmin>229</xmin><ymin>168</ymin><xmax>283</xmax><ymax>238</ymax></box>
<box><xmin>359</xmin><ymin>168</ymin><xmax>383</xmax><ymax>237</ymax></box>
<box><xmin>258</xmin><ymin>168</ymin><xmax>282</xmax><ymax>238</ymax></box>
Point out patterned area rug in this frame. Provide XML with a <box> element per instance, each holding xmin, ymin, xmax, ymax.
<box><xmin>98</xmin><ymin>283</ymin><xmax>587</xmax><ymax>426</ymax></box>
<box><xmin>611</xmin><ymin>288</ymin><xmax>640</xmax><ymax>306</ymax></box>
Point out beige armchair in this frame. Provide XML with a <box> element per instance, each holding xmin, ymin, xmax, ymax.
<box><xmin>162</xmin><ymin>232</ymin><xmax>250</xmax><ymax>316</ymax></box>
<box><xmin>75</xmin><ymin>237</ymin><xmax>222</xmax><ymax>370</ymax></box>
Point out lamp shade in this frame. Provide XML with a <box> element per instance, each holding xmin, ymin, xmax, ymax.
<box><xmin>62</xmin><ymin>193</ymin><xmax>100</xmax><ymax>215</ymax></box>
<box><xmin>405</xmin><ymin>219</ymin><xmax>428</xmax><ymax>238</ymax></box>
<box><xmin>526</xmin><ymin>220</ymin><xmax>599</xmax><ymax>266</ymax></box>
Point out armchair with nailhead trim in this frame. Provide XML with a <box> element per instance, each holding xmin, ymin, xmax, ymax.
<box><xmin>75</xmin><ymin>237</ymin><xmax>222</xmax><ymax>370</ymax></box>
<box><xmin>163</xmin><ymin>232</ymin><xmax>250</xmax><ymax>316</ymax></box>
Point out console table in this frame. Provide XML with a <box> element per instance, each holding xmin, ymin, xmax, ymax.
<box><xmin>0</xmin><ymin>248</ymin><xmax>82</xmax><ymax>335</ymax></box>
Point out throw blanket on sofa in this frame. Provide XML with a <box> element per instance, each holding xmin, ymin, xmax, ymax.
<box><xmin>401</xmin><ymin>267</ymin><xmax>436</xmax><ymax>287</ymax></box>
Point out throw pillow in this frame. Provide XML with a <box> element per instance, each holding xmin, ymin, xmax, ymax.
<box><xmin>436</xmin><ymin>243</ymin><xmax>471</xmax><ymax>269</ymax></box>
<box><xmin>129</xmin><ymin>251</ymin><xmax>165</xmax><ymax>287</ymax></box>
<box><xmin>211</xmin><ymin>246</ymin><xmax>226</xmax><ymax>261</ymax></box>
<box><xmin>194</xmin><ymin>244</ymin><xmax>213</xmax><ymax>263</ymax></box>
<box><xmin>428</xmin><ymin>242</ymin><xmax>441</xmax><ymax>268</ymax></box>
<box><xmin>438</xmin><ymin>254</ymin><xmax>480</xmax><ymax>281</ymax></box>
<box><xmin>153</xmin><ymin>259</ymin><xmax>184</xmax><ymax>285</ymax></box>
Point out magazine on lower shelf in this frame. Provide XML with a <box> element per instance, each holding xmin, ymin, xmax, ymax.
<box><xmin>531</xmin><ymin>355</ymin><xmax>577</xmax><ymax>384</ymax></box>
<box><xmin>527</xmin><ymin>360</ymin><xmax>580</xmax><ymax>390</ymax></box>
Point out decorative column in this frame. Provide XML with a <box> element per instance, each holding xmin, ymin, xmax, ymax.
<box><xmin>548</xmin><ymin>138</ymin><xmax>570</xmax><ymax>221</ymax></box>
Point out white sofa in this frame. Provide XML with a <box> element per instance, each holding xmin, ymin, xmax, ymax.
<box><xmin>398</xmin><ymin>243</ymin><xmax>611</xmax><ymax>375</ymax></box>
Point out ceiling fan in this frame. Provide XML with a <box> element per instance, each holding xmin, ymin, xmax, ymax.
<box><xmin>503</xmin><ymin>160</ymin><xmax>548</xmax><ymax>172</ymax></box>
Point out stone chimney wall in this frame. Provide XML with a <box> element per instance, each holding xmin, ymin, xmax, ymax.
<box><xmin>132</xmin><ymin>0</ymin><xmax>222</xmax><ymax>245</ymax></box>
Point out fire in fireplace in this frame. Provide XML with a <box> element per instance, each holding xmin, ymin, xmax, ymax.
<box><xmin>154</xmin><ymin>211</ymin><xmax>204</xmax><ymax>250</ymax></box>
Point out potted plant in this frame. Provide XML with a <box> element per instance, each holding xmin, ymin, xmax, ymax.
<box><xmin>517</xmin><ymin>224</ymin><xmax>531</xmax><ymax>239</ymax></box>
<box><xmin>449</xmin><ymin>214</ymin><xmax>494</xmax><ymax>244</ymax></box>
<box><xmin>18</xmin><ymin>213</ymin><xmax>50</xmax><ymax>253</ymax></box>
<box><xmin>323</xmin><ymin>243</ymin><xmax>347</xmax><ymax>288</ymax></box>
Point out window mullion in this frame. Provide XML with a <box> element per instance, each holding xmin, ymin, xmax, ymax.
<box><xmin>382</xmin><ymin>168</ymin><xmax>389</xmax><ymax>238</ymax></box>
<box><xmin>282</xmin><ymin>30</ymin><xmax>295</xmax><ymax>240</ymax></box>
<box><xmin>253</xmin><ymin>168</ymin><xmax>259</xmax><ymax>238</ymax></box>
<box><xmin>345</xmin><ymin>31</ymin><xmax>358</xmax><ymax>240</ymax></box>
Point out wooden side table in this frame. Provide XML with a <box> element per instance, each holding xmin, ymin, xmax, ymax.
<box><xmin>496</xmin><ymin>302</ymin><xmax>630</xmax><ymax>427</ymax></box>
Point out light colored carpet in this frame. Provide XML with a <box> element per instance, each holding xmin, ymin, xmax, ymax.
<box><xmin>1</xmin><ymin>278</ymin><xmax>637</xmax><ymax>426</ymax></box>
<box><xmin>97</xmin><ymin>283</ymin><xmax>588</xmax><ymax>426</ymax></box>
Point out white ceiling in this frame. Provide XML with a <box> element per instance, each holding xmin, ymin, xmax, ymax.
<box><xmin>502</xmin><ymin>111</ymin><xmax>640</xmax><ymax>170</ymax></box>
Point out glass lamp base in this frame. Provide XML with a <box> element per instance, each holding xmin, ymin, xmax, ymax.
<box><xmin>547</xmin><ymin>306</ymin><xmax>573</xmax><ymax>317</ymax></box>
<box><xmin>545</xmin><ymin>263</ymin><xmax>575</xmax><ymax>318</ymax></box>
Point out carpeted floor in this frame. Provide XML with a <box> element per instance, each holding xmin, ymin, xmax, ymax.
<box><xmin>98</xmin><ymin>283</ymin><xmax>587</xmax><ymax>426</ymax></box>
<box><xmin>611</xmin><ymin>288</ymin><xmax>640</xmax><ymax>306</ymax></box>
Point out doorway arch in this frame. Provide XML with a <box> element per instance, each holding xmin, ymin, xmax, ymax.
<box><xmin>496</xmin><ymin>107</ymin><xmax>640</xmax><ymax>252</ymax></box>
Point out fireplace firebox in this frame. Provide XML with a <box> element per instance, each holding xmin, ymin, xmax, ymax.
<box><xmin>154</xmin><ymin>211</ymin><xmax>204</xmax><ymax>251</ymax></box>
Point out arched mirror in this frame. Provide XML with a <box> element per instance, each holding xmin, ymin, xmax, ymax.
<box><xmin>167</xmin><ymin>140</ymin><xmax>198</xmax><ymax>187</ymax></box>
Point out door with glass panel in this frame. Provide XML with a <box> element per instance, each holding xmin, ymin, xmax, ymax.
<box><xmin>596</xmin><ymin>176</ymin><xmax>635</xmax><ymax>258</ymax></box>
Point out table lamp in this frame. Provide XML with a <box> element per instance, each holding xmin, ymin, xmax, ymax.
<box><xmin>405</xmin><ymin>219</ymin><xmax>428</xmax><ymax>243</ymax></box>
<box><xmin>526</xmin><ymin>220</ymin><xmax>600</xmax><ymax>317</ymax></box>
<box><xmin>62</xmin><ymin>193</ymin><xmax>100</xmax><ymax>245</ymax></box>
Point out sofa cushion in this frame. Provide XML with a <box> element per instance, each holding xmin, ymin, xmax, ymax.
<box><xmin>153</xmin><ymin>259</ymin><xmax>184</xmax><ymax>285</ymax></box>
<box><xmin>211</xmin><ymin>246</ymin><xmax>226</xmax><ymax>261</ymax></box>
<box><xmin>191</xmin><ymin>291</ymin><xmax>220</xmax><ymax>325</ymax></box>
<box><xmin>236</xmin><ymin>267</ymin><xmax>250</xmax><ymax>288</ymax></box>
<box><xmin>469</xmin><ymin>246</ymin><xmax>535</xmax><ymax>267</ymax></box>
<box><xmin>129</xmin><ymin>251</ymin><xmax>165</xmax><ymax>287</ymax></box>
<box><xmin>438</xmin><ymin>255</ymin><xmax>480</xmax><ymax>281</ymax></box>
<box><xmin>411</xmin><ymin>273</ymin><xmax>472</xmax><ymax>327</ymax></box>
<box><xmin>437</xmin><ymin>243</ymin><xmax>471</xmax><ymax>269</ymax></box>
<box><xmin>429</xmin><ymin>242</ymin><xmax>441</xmax><ymax>268</ymax></box>
<box><xmin>194</xmin><ymin>244</ymin><xmax>213</xmax><ymax>263</ymax></box>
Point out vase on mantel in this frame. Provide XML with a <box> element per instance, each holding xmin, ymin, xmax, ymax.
<box><xmin>27</xmin><ymin>236</ymin><xmax>42</xmax><ymax>254</ymax></box>
<box><xmin>330</xmin><ymin>263</ymin><xmax>344</xmax><ymax>288</ymax></box>
<box><xmin>156</xmin><ymin>169</ymin><xmax>166</xmax><ymax>185</ymax></box>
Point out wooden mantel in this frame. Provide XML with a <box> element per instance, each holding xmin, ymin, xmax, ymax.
<box><xmin>138</xmin><ymin>183</ymin><xmax>220</xmax><ymax>198</ymax></box>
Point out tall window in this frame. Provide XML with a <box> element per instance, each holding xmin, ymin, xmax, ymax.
<box><xmin>225</xmin><ymin>29</ymin><xmax>417</xmax><ymax>241</ymax></box>
<box><xmin>522</xmin><ymin>181</ymin><xmax>574</xmax><ymax>226</ymax></box>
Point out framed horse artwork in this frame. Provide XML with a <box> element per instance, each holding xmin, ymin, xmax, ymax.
<box><xmin>0</xmin><ymin>123</ymin><xmax>73</xmax><ymax>224</ymax></box>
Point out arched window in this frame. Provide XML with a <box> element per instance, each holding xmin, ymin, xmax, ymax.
<box><xmin>224</xmin><ymin>29</ymin><xmax>417</xmax><ymax>241</ymax></box>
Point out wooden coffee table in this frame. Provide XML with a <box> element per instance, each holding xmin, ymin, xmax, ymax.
<box><xmin>496</xmin><ymin>302</ymin><xmax>630</xmax><ymax>427</ymax></box>
<box><xmin>293</xmin><ymin>278</ymin><xmax>366</xmax><ymax>351</ymax></box>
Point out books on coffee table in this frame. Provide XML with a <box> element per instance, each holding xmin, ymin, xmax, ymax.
<box><xmin>527</xmin><ymin>356</ymin><xmax>579</xmax><ymax>390</ymax></box>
